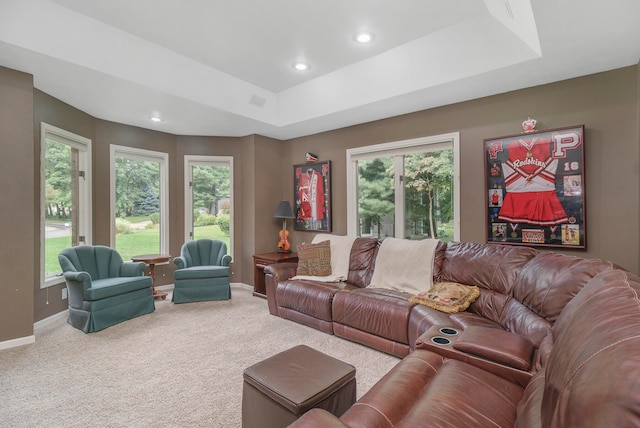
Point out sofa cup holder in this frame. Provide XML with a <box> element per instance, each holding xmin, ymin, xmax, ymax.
<box><xmin>431</xmin><ymin>336</ymin><xmax>452</xmax><ymax>346</ymax></box>
<box><xmin>439</xmin><ymin>327</ymin><xmax>459</xmax><ymax>336</ymax></box>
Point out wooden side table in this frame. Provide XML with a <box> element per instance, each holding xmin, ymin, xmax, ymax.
<box><xmin>131</xmin><ymin>253</ymin><xmax>172</xmax><ymax>300</ymax></box>
<box><xmin>253</xmin><ymin>252</ymin><xmax>298</xmax><ymax>298</ymax></box>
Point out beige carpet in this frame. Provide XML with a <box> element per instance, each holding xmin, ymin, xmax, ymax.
<box><xmin>0</xmin><ymin>285</ymin><xmax>400</xmax><ymax>428</ymax></box>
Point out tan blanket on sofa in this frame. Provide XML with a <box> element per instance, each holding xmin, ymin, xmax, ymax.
<box><xmin>291</xmin><ymin>234</ymin><xmax>357</xmax><ymax>282</ymax></box>
<box><xmin>369</xmin><ymin>237</ymin><xmax>439</xmax><ymax>294</ymax></box>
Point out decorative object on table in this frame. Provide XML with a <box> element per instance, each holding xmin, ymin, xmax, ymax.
<box><xmin>293</xmin><ymin>160</ymin><xmax>331</xmax><ymax>232</ymax></box>
<box><xmin>484</xmin><ymin>124</ymin><xmax>586</xmax><ymax>248</ymax></box>
<box><xmin>58</xmin><ymin>245</ymin><xmax>155</xmax><ymax>332</ymax></box>
<box><xmin>172</xmin><ymin>239</ymin><xmax>231</xmax><ymax>303</ymax></box>
<box><xmin>274</xmin><ymin>200</ymin><xmax>295</xmax><ymax>252</ymax></box>
<box><xmin>522</xmin><ymin>116</ymin><xmax>537</xmax><ymax>133</ymax></box>
<box><xmin>305</xmin><ymin>152</ymin><xmax>318</xmax><ymax>162</ymax></box>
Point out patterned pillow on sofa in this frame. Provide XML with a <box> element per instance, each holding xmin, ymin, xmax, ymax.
<box><xmin>296</xmin><ymin>240</ymin><xmax>332</xmax><ymax>276</ymax></box>
<box><xmin>409</xmin><ymin>281</ymin><xmax>480</xmax><ymax>313</ymax></box>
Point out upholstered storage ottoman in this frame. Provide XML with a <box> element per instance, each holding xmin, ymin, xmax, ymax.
<box><xmin>242</xmin><ymin>345</ymin><xmax>356</xmax><ymax>428</ymax></box>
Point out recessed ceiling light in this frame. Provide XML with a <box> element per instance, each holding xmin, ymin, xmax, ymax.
<box><xmin>292</xmin><ymin>62</ymin><xmax>310</xmax><ymax>71</ymax></box>
<box><xmin>354</xmin><ymin>32</ymin><xmax>375</xmax><ymax>44</ymax></box>
<box><xmin>150</xmin><ymin>116</ymin><xmax>162</xmax><ymax>123</ymax></box>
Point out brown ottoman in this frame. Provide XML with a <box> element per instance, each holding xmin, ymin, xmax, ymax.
<box><xmin>242</xmin><ymin>345</ymin><xmax>356</xmax><ymax>428</ymax></box>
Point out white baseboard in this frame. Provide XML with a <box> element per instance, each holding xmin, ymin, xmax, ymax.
<box><xmin>34</xmin><ymin>310</ymin><xmax>69</xmax><ymax>329</ymax></box>
<box><xmin>157</xmin><ymin>283</ymin><xmax>252</xmax><ymax>291</ymax></box>
<box><xmin>233</xmin><ymin>282</ymin><xmax>253</xmax><ymax>291</ymax></box>
<box><xmin>1</xmin><ymin>310</ymin><xmax>71</xmax><ymax>351</ymax></box>
<box><xmin>0</xmin><ymin>334</ymin><xmax>35</xmax><ymax>351</ymax></box>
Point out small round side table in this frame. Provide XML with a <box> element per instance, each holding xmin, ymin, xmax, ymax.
<box><xmin>131</xmin><ymin>254</ymin><xmax>172</xmax><ymax>300</ymax></box>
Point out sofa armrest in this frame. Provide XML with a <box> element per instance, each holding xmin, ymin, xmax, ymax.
<box><xmin>173</xmin><ymin>256</ymin><xmax>187</xmax><ymax>270</ymax></box>
<box><xmin>415</xmin><ymin>325</ymin><xmax>533</xmax><ymax>387</ymax></box>
<box><xmin>264</xmin><ymin>262</ymin><xmax>298</xmax><ymax>281</ymax></box>
<box><xmin>264</xmin><ymin>263</ymin><xmax>298</xmax><ymax>316</ymax></box>
<box><xmin>453</xmin><ymin>326</ymin><xmax>534</xmax><ymax>372</ymax></box>
<box><xmin>63</xmin><ymin>271</ymin><xmax>91</xmax><ymax>283</ymax></box>
<box><xmin>222</xmin><ymin>254</ymin><xmax>232</xmax><ymax>266</ymax></box>
<box><xmin>120</xmin><ymin>261</ymin><xmax>146</xmax><ymax>277</ymax></box>
<box><xmin>63</xmin><ymin>271</ymin><xmax>92</xmax><ymax>309</ymax></box>
<box><xmin>288</xmin><ymin>408</ymin><xmax>349</xmax><ymax>427</ymax></box>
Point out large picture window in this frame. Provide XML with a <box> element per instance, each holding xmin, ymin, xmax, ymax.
<box><xmin>347</xmin><ymin>133</ymin><xmax>460</xmax><ymax>241</ymax></box>
<box><xmin>41</xmin><ymin>123</ymin><xmax>92</xmax><ymax>287</ymax></box>
<box><xmin>110</xmin><ymin>145</ymin><xmax>169</xmax><ymax>260</ymax></box>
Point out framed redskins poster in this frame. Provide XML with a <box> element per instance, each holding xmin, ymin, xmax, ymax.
<box><xmin>293</xmin><ymin>161</ymin><xmax>332</xmax><ymax>232</ymax></box>
<box><xmin>484</xmin><ymin>124</ymin><xmax>586</xmax><ymax>249</ymax></box>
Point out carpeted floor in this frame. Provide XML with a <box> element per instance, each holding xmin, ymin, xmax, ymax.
<box><xmin>0</xmin><ymin>285</ymin><xmax>399</xmax><ymax>427</ymax></box>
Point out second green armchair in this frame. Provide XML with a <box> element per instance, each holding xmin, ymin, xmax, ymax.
<box><xmin>172</xmin><ymin>239</ymin><xmax>232</xmax><ymax>303</ymax></box>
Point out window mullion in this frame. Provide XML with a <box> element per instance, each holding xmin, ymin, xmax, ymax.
<box><xmin>394</xmin><ymin>155</ymin><xmax>404</xmax><ymax>239</ymax></box>
<box><xmin>70</xmin><ymin>148</ymin><xmax>80</xmax><ymax>246</ymax></box>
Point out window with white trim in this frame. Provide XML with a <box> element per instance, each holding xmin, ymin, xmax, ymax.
<box><xmin>184</xmin><ymin>155</ymin><xmax>234</xmax><ymax>257</ymax></box>
<box><xmin>110</xmin><ymin>145</ymin><xmax>169</xmax><ymax>259</ymax></box>
<box><xmin>41</xmin><ymin>123</ymin><xmax>92</xmax><ymax>287</ymax></box>
<box><xmin>346</xmin><ymin>133</ymin><xmax>460</xmax><ymax>241</ymax></box>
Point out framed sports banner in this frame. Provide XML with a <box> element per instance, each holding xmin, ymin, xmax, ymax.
<box><xmin>293</xmin><ymin>161</ymin><xmax>332</xmax><ymax>232</ymax></box>
<box><xmin>484</xmin><ymin>125</ymin><xmax>586</xmax><ymax>248</ymax></box>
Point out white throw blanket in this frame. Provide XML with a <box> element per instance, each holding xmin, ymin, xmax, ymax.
<box><xmin>292</xmin><ymin>234</ymin><xmax>357</xmax><ymax>282</ymax></box>
<box><xmin>368</xmin><ymin>237</ymin><xmax>439</xmax><ymax>294</ymax></box>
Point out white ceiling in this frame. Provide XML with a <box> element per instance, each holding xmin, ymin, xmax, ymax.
<box><xmin>0</xmin><ymin>0</ymin><xmax>639</xmax><ymax>140</ymax></box>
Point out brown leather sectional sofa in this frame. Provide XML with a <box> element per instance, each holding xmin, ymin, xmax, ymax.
<box><xmin>265</xmin><ymin>238</ymin><xmax>640</xmax><ymax>426</ymax></box>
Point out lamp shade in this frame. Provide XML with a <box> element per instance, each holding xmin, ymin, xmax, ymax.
<box><xmin>274</xmin><ymin>200</ymin><xmax>295</xmax><ymax>218</ymax></box>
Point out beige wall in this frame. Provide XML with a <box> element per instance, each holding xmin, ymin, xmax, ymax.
<box><xmin>0</xmin><ymin>63</ymin><xmax>639</xmax><ymax>346</ymax></box>
<box><xmin>0</xmin><ymin>66</ymin><xmax>35</xmax><ymax>343</ymax></box>
<box><xmin>281</xmin><ymin>66</ymin><xmax>640</xmax><ymax>273</ymax></box>
<box><xmin>637</xmin><ymin>63</ymin><xmax>640</xmax><ymax>266</ymax></box>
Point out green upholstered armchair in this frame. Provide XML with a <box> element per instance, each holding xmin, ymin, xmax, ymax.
<box><xmin>172</xmin><ymin>239</ymin><xmax>232</xmax><ymax>303</ymax></box>
<box><xmin>58</xmin><ymin>245</ymin><xmax>155</xmax><ymax>333</ymax></box>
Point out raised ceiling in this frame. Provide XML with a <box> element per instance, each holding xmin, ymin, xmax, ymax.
<box><xmin>0</xmin><ymin>0</ymin><xmax>639</xmax><ymax>139</ymax></box>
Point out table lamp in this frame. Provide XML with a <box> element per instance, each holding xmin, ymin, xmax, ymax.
<box><xmin>274</xmin><ymin>200</ymin><xmax>295</xmax><ymax>252</ymax></box>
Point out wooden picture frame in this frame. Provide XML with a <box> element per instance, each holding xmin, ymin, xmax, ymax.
<box><xmin>293</xmin><ymin>161</ymin><xmax>331</xmax><ymax>232</ymax></box>
<box><xmin>484</xmin><ymin>125</ymin><xmax>586</xmax><ymax>248</ymax></box>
